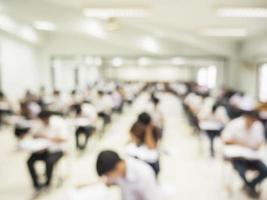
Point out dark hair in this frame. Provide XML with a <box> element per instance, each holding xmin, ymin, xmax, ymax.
<box><xmin>53</xmin><ymin>90</ymin><xmax>60</xmax><ymax>96</ymax></box>
<box><xmin>71</xmin><ymin>89</ymin><xmax>77</xmax><ymax>95</ymax></box>
<box><xmin>242</xmin><ymin>110</ymin><xmax>259</xmax><ymax>120</ymax></box>
<box><xmin>137</xmin><ymin>112</ymin><xmax>151</xmax><ymax>125</ymax></box>
<box><xmin>152</xmin><ymin>97</ymin><xmax>160</xmax><ymax>105</ymax></box>
<box><xmin>0</xmin><ymin>91</ymin><xmax>5</xmax><ymax>98</ymax></box>
<box><xmin>130</xmin><ymin>122</ymin><xmax>146</xmax><ymax>142</ymax></box>
<box><xmin>96</xmin><ymin>150</ymin><xmax>122</xmax><ymax>176</ymax></box>
<box><xmin>98</xmin><ymin>90</ymin><xmax>104</xmax><ymax>96</ymax></box>
<box><xmin>38</xmin><ymin>111</ymin><xmax>52</xmax><ymax>119</ymax></box>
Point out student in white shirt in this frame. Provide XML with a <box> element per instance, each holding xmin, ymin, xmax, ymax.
<box><xmin>222</xmin><ymin>111</ymin><xmax>267</xmax><ymax>198</ymax></box>
<box><xmin>74</xmin><ymin>102</ymin><xmax>97</xmax><ymax>150</ymax></box>
<box><xmin>127</xmin><ymin>113</ymin><xmax>161</xmax><ymax>176</ymax></box>
<box><xmin>95</xmin><ymin>91</ymin><xmax>113</xmax><ymax>126</ymax></box>
<box><xmin>0</xmin><ymin>91</ymin><xmax>13</xmax><ymax>126</ymax></box>
<box><xmin>96</xmin><ymin>150</ymin><xmax>163</xmax><ymax>200</ymax></box>
<box><xmin>27</xmin><ymin>111</ymin><xmax>67</xmax><ymax>191</ymax></box>
<box><xmin>150</xmin><ymin>97</ymin><xmax>164</xmax><ymax>131</ymax></box>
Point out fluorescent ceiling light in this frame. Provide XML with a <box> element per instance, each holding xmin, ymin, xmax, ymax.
<box><xmin>217</xmin><ymin>7</ymin><xmax>267</xmax><ymax>18</ymax></box>
<box><xmin>172</xmin><ymin>57</ymin><xmax>186</xmax><ymax>65</ymax></box>
<box><xmin>0</xmin><ymin>15</ymin><xmax>16</xmax><ymax>33</ymax></box>
<box><xmin>86</xmin><ymin>21</ymin><xmax>106</xmax><ymax>38</ymax></box>
<box><xmin>94</xmin><ymin>57</ymin><xmax>103</xmax><ymax>66</ymax></box>
<box><xmin>33</xmin><ymin>21</ymin><xmax>56</xmax><ymax>31</ymax></box>
<box><xmin>112</xmin><ymin>57</ymin><xmax>123</xmax><ymax>67</ymax></box>
<box><xmin>84</xmin><ymin>8</ymin><xmax>148</xmax><ymax>18</ymax></box>
<box><xmin>200</xmin><ymin>28</ymin><xmax>248</xmax><ymax>37</ymax></box>
<box><xmin>138</xmin><ymin>57</ymin><xmax>151</xmax><ymax>66</ymax></box>
<box><xmin>19</xmin><ymin>26</ymin><xmax>39</xmax><ymax>43</ymax></box>
<box><xmin>141</xmin><ymin>37</ymin><xmax>160</xmax><ymax>53</ymax></box>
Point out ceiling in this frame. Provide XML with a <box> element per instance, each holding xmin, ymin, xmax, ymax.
<box><xmin>0</xmin><ymin>0</ymin><xmax>267</xmax><ymax>57</ymax></box>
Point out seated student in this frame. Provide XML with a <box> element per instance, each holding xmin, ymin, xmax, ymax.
<box><xmin>111</xmin><ymin>88</ymin><xmax>123</xmax><ymax>113</ymax></box>
<box><xmin>138</xmin><ymin>112</ymin><xmax>162</xmax><ymax>142</ymax></box>
<box><xmin>128</xmin><ymin>122</ymin><xmax>160</xmax><ymax>176</ymax></box>
<box><xmin>20</xmin><ymin>91</ymin><xmax>41</xmax><ymax>120</ymax></box>
<box><xmin>27</xmin><ymin>111</ymin><xmax>68</xmax><ymax>191</ymax></box>
<box><xmin>73</xmin><ymin>102</ymin><xmax>97</xmax><ymax>150</ymax></box>
<box><xmin>47</xmin><ymin>90</ymin><xmax>67</xmax><ymax>116</ymax></box>
<box><xmin>150</xmin><ymin>96</ymin><xmax>164</xmax><ymax>132</ymax></box>
<box><xmin>0</xmin><ymin>91</ymin><xmax>13</xmax><ymax>126</ymax></box>
<box><xmin>95</xmin><ymin>91</ymin><xmax>113</xmax><ymax>126</ymax></box>
<box><xmin>96</xmin><ymin>150</ymin><xmax>163</xmax><ymax>200</ymax></box>
<box><xmin>127</xmin><ymin>113</ymin><xmax>161</xmax><ymax>176</ymax></box>
<box><xmin>222</xmin><ymin>111</ymin><xmax>267</xmax><ymax>198</ymax></box>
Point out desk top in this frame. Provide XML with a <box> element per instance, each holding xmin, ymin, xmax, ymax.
<box><xmin>19</xmin><ymin>139</ymin><xmax>50</xmax><ymax>153</ymax></box>
<box><xmin>199</xmin><ymin>120</ymin><xmax>223</xmax><ymax>131</ymax></box>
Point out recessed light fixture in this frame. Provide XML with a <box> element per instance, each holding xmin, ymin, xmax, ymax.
<box><xmin>0</xmin><ymin>15</ymin><xmax>16</xmax><ymax>33</ymax></box>
<box><xmin>141</xmin><ymin>37</ymin><xmax>160</xmax><ymax>53</ymax></box>
<box><xmin>86</xmin><ymin>20</ymin><xmax>106</xmax><ymax>38</ymax></box>
<box><xmin>33</xmin><ymin>21</ymin><xmax>56</xmax><ymax>31</ymax></box>
<box><xmin>138</xmin><ymin>57</ymin><xmax>151</xmax><ymax>66</ymax></box>
<box><xmin>199</xmin><ymin>28</ymin><xmax>248</xmax><ymax>37</ymax></box>
<box><xmin>94</xmin><ymin>57</ymin><xmax>103</xmax><ymax>66</ymax></box>
<box><xmin>112</xmin><ymin>57</ymin><xmax>123</xmax><ymax>67</ymax></box>
<box><xmin>172</xmin><ymin>57</ymin><xmax>186</xmax><ymax>65</ymax></box>
<box><xmin>83</xmin><ymin>8</ymin><xmax>148</xmax><ymax>19</ymax></box>
<box><xmin>217</xmin><ymin>7</ymin><xmax>267</xmax><ymax>18</ymax></box>
<box><xmin>20</xmin><ymin>26</ymin><xmax>39</xmax><ymax>43</ymax></box>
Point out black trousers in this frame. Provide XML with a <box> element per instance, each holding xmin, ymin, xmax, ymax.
<box><xmin>14</xmin><ymin>126</ymin><xmax>30</xmax><ymax>138</ymax></box>
<box><xmin>98</xmin><ymin>112</ymin><xmax>111</xmax><ymax>125</ymax></box>
<box><xmin>75</xmin><ymin>126</ymin><xmax>94</xmax><ymax>150</ymax></box>
<box><xmin>232</xmin><ymin>159</ymin><xmax>267</xmax><ymax>190</ymax></box>
<box><xmin>27</xmin><ymin>150</ymin><xmax>63</xmax><ymax>189</ymax></box>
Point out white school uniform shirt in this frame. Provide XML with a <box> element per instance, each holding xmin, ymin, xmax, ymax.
<box><xmin>126</xmin><ymin>143</ymin><xmax>159</xmax><ymax>163</ymax></box>
<box><xmin>81</xmin><ymin>103</ymin><xmax>97</xmax><ymax>124</ymax></box>
<box><xmin>33</xmin><ymin>116</ymin><xmax>68</xmax><ymax>153</ymax></box>
<box><xmin>117</xmin><ymin>158</ymin><xmax>163</xmax><ymax>200</ymax></box>
<box><xmin>222</xmin><ymin>117</ymin><xmax>265</xmax><ymax>150</ymax></box>
<box><xmin>95</xmin><ymin>95</ymin><xmax>113</xmax><ymax>114</ymax></box>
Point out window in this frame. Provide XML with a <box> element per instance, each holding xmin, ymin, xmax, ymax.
<box><xmin>197</xmin><ymin>66</ymin><xmax>217</xmax><ymax>88</ymax></box>
<box><xmin>259</xmin><ymin>64</ymin><xmax>267</xmax><ymax>102</ymax></box>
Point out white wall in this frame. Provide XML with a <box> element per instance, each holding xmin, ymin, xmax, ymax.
<box><xmin>105</xmin><ymin>66</ymin><xmax>193</xmax><ymax>82</ymax></box>
<box><xmin>0</xmin><ymin>34</ymin><xmax>41</xmax><ymax>99</ymax></box>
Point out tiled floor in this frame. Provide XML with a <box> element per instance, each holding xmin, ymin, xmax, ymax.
<box><xmin>0</xmin><ymin>92</ymin><xmax>267</xmax><ymax>200</ymax></box>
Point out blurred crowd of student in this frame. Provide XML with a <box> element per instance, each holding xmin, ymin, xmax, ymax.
<box><xmin>0</xmin><ymin>81</ymin><xmax>145</xmax><ymax>194</ymax></box>
<box><xmin>170</xmin><ymin>81</ymin><xmax>267</xmax><ymax>199</ymax></box>
<box><xmin>2</xmin><ymin>80</ymin><xmax>267</xmax><ymax>200</ymax></box>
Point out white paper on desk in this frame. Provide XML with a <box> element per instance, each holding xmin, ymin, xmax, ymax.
<box><xmin>224</xmin><ymin>145</ymin><xmax>260</xmax><ymax>160</ymax></box>
<box><xmin>67</xmin><ymin>118</ymin><xmax>91</xmax><ymax>127</ymax></box>
<box><xmin>200</xmin><ymin>120</ymin><xmax>223</xmax><ymax>131</ymax></box>
<box><xmin>19</xmin><ymin>139</ymin><xmax>50</xmax><ymax>153</ymax></box>
<box><xmin>67</xmin><ymin>184</ymin><xmax>109</xmax><ymax>200</ymax></box>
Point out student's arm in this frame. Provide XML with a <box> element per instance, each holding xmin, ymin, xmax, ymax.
<box><xmin>144</xmin><ymin>124</ymin><xmax>157</xmax><ymax>149</ymax></box>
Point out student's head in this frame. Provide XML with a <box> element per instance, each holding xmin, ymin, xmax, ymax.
<box><xmin>71</xmin><ymin>89</ymin><xmax>77</xmax><ymax>96</ymax></box>
<box><xmin>0</xmin><ymin>91</ymin><xmax>5</xmax><ymax>99</ymax></box>
<box><xmin>96</xmin><ymin>150</ymin><xmax>125</xmax><ymax>182</ymax></box>
<box><xmin>243</xmin><ymin>110</ymin><xmax>259</xmax><ymax>129</ymax></box>
<box><xmin>130</xmin><ymin>122</ymin><xmax>146</xmax><ymax>145</ymax></box>
<box><xmin>152</xmin><ymin>97</ymin><xmax>160</xmax><ymax>107</ymax></box>
<box><xmin>137</xmin><ymin>112</ymin><xmax>151</xmax><ymax>126</ymax></box>
<box><xmin>38</xmin><ymin>111</ymin><xmax>51</xmax><ymax>125</ymax></box>
<box><xmin>98</xmin><ymin>90</ymin><xmax>104</xmax><ymax>97</ymax></box>
<box><xmin>53</xmin><ymin>90</ymin><xmax>60</xmax><ymax>97</ymax></box>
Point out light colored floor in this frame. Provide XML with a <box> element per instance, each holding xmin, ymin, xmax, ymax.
<box><xmin>0</xmin><ymin>92</ymin><xmax>267</xmax><ymax>200</ymax></box>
